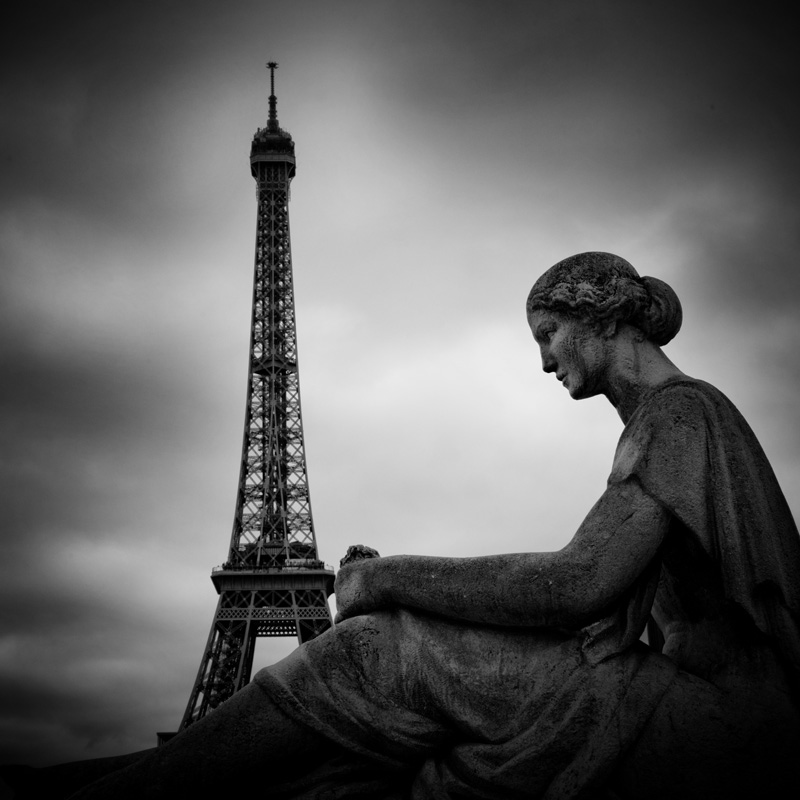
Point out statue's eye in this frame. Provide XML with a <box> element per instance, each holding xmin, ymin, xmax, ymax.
<box><xmin>533</xmin><ymin>321</ymin><xmax>557</xmax><ymax>344</ymax></box>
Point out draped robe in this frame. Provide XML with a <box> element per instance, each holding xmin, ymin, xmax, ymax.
<box><xmin>254</xmin><ymin>378</ymin><xmax>800</xmax><ymax>798</ymax></box>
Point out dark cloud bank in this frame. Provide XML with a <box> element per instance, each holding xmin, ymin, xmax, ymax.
<box><xmin>0</xmin><ymin>0</ymin><xmax>798</xmax><ymax>778</ymax></box>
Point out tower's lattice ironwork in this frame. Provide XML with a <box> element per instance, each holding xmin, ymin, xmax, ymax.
<box><xmin>179</xmin><ymin>64</ymin><xmax>334</xmax><ymax>729</ymax></box>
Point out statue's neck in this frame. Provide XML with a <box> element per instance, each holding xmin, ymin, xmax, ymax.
<box><xmin>604</xmin><ymin>340</ymin><xmax>686</xmax><ymax>424</ymax></box>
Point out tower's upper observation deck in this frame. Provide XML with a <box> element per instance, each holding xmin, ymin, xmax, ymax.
<box><xmin>251</xmin><ymin>62</ymin><xmax>296</xmax><ymax>174</ymax></box>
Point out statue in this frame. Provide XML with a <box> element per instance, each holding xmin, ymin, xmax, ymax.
<box><xmin>4</xmin><ymin>252</ymin><xmax>799</xmax><ymax>799</ymax></box>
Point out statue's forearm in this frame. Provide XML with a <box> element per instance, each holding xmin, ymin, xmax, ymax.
<box><xmin>374</xmin><ymin>552</ymin><xmax>592</xmax><ymax>628</ymax></box>
<box><xmin>335</xmin><ymin>482</ymin><xmax>668</xmax><ymax>627</ymax></box>
<box><xmin>366</xmin><ymin>483</ymin><xmax>669</xmax><ymax>627</ymax></box>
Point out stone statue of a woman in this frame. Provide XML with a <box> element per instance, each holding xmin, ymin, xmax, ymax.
<box><xmin>5</xmin><ymin>252</ymin><xmax>800</xmax><ymax>799</ymax></box>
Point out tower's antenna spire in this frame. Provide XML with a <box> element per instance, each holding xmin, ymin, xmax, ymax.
<box><xmin>266</xmin><ymin>61</ymin><xmax>279</xmax><ymax>132</ymax></box>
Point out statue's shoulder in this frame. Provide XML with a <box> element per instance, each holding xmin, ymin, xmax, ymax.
<box><xmin>644</xmin><ymin>376</ymin><xmax>726</xmax><ymax>404</ymax></box>
<box><xmin>612</xmin><ymin>378</ymin><xmax>736</xmax><ymax>486</ymax></box>
<box><xmin>629</xmin><ymin>377</ymin><xmax>740</xmax><ymax>433</ymax></box>
<box><xmin>615</xmin><ymin>376</ymin><xmax>771</xmax><ymax>503</ymax></box>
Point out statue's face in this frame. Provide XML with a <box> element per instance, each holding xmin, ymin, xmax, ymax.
<box><xmin>528</xmin><ymin>309</ymin><xmax>611</xmax><ymax>400</ymax></box>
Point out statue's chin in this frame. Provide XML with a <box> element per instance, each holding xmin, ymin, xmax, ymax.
<box><xmin>565</xmin><ymin>381</ymin><xmax>584</xmax><ymax>399</ymax></box>
<box><xmin>564</xmin><ymin>375</ymin><xmax>605</xmax><ymax>401</ymax></box>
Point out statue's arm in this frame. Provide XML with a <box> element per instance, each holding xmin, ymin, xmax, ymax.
<box><xmin>334</xmin><ymin>479</ymin><xmax>670</xmax><ymax>628</ymax></box>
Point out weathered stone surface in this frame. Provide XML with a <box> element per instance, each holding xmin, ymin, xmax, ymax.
<box><xmin>339</xmin><ymin>544</ymin><xmax>381</xmax><ymax>567</ymax></box>
<box><xmin>6</xmin><ymin>252</ymin><xmax>799</xmax><ymax>799</ymax></box>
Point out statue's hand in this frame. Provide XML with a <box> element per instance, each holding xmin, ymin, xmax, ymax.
<box><xmin>334</xmin><ymin>547</ymin><xmax>383</xmax><ymax>623</ymax></box>
<box><xmin>339</xmin><ymin>544</ymin><xmax>381</xmax><ymax>567</ymax></box>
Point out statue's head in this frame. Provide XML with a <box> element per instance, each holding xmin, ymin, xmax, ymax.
<box><xmin>526</xmin><ymin>252</ymin><xmax>682</xmax><ymax>346</ymax></box>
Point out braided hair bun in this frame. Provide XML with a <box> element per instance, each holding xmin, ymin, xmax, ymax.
<box><xmin>526</xmin><ymin>252</ymin><xmax>682</xmax><ymax>345</ymax></box>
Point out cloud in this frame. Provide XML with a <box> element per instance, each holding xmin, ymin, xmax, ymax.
<box><xmin>0</xmin><ymin>0</ymin><xmax>798</xmax><ymax>774</ymax></box>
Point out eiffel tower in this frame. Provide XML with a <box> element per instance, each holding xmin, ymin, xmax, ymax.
<box><xmin>178</xmin><ymin>63</ymin><xmax>334</xmax><ymax>731</ymax></box>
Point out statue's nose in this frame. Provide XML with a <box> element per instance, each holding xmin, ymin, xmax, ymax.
<box><xmin>541</xmin><ymin>349</ymin><xmax>556</xmax><ymax>373</ymax></box>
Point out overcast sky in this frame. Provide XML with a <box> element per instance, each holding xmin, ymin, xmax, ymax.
<box><xmin>1</xmin><ymin>0</ymin><xmax>798</xmax><ymax>774</ymax></box>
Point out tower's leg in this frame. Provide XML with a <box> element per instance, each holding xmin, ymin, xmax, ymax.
<box><xmin>296</xmin><ymin>588</ymin><xmax>334</xmax><ymax>642</ymax></box>
<box><xmin>179</xmin><ymin>585</ymin><xmax>332</xmax><ymax>730</ymax></box>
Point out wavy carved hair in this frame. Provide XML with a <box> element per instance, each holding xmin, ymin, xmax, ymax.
<box><xmin>526</xmin><ymin>252</ymin><xmax>683</xmax><ymax>346</ymax></box>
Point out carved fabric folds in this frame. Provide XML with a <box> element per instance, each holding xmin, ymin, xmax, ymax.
<box><xmin>609</xmin><ymin>378</ymin><xmax>800</xmax><ymax>675</ymax></box>
<box><xmin>255</xmin><ymin>610</ymin><xmax>675</xmax><ymax>799</ymax></box>
<box><xmin>252</xmin><ymin>377</ymin><xmax>800</xmax><ymax>798</ymax></box>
